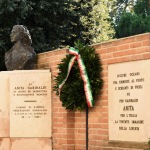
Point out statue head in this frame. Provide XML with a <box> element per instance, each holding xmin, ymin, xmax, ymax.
<box><xmin>5</xmin><ymin>25</ymin><xmax>36</xmax><ymax>71</ymax></box>
<box><xmin>10</xmin><ymin>25</ymin><xmax>32</xmax><ymax>46</ymax></box>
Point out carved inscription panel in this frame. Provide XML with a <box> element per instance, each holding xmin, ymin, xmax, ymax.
<box><xmin>108</xmin><ymin>60</ymin><xmax>150</xmax><ymax>142</ymax></box>
<box><xmin>9</xmin><ymin>70</ymin><xmax>51</xmax><ymax>138</ymax></box>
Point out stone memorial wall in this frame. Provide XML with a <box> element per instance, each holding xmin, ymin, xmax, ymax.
<box><xmin>0</xmin><ymin>33</ymin><xmax>150</xmax><ymax>150</ymax></box>
<box><xmin>36</xmin><ymin>33</ymin><xmax>150</xmax><ymax>150</ymax></box>
<box><xmin>0</xmin><ymin>70</ymin><xmax>52</xmax><ymax>150</ymax></box>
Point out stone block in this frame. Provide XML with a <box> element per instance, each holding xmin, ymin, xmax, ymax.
<box><xmin>108</xmin><ymin>59</ymin><xmax>150</xmax><ymax>142</ymax></box>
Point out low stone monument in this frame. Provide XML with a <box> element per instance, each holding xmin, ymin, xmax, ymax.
<box><xmin>0</xmin><ymin>25</ymin><xmax>51</xmax><ymax>150</ymax></box>
<box><xmin>0</xmin><ymin>70</ymin><xmax>52</xmax><ymax>150</ymax></box>
<box><xmin>5</xmin><ymin>25</ymin><xmax>36</xmax><ymax>71</ymax></box>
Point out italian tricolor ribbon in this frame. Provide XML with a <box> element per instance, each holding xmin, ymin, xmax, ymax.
<box><xmin>59</xmin><ymin>47</ymin><xmax>94</xmax><ymax>107</ymax></box>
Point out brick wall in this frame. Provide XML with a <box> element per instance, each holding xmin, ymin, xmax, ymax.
<box><xmin>37</xmin><ymin>33</ymin><xmax>150</xmax><ymax>150</ymax></box>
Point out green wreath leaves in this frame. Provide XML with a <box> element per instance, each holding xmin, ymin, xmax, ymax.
<box><xmin>54</xmin><ymin>41</ymin><xmax>103</xmax><ymax>111</ymax></box>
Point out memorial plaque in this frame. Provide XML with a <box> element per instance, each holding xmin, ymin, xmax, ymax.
<box><xmin>108</xmin><ymin>60</ymin><xmax>150</xmax><ymax>142</ymax></box>
<box><xmin>9</xmin><ymin>70</ymin><xmax>51</xmax><ymax>138</ymax></box>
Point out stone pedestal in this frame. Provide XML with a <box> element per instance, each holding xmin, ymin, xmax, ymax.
<box><xmin>0</xmin><ymin>70</ymin><xmax>52</xmax><ymax>150</ymax></box>
<box><xmin>0</xmin><ymin>73</ymin><xmax>10</xmax><ymax>137</ymax></box>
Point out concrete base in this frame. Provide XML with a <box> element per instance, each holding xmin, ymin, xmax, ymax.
<box><xmin>0</xmin><ymin>138</ymin><xmax>52</xmax><ymax>150</ymax></box>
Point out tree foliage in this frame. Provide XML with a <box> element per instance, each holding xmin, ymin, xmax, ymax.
<box><xmin>112</xmin><ymin>0</ymin><xmax>136</xmax><ymax>23</ymax></box>
<box><xmin>134</xmin><ymin>0</ymin><xmax>150</xmax><ymax>17</ymax></box>
<box><xmin>0</xmin><ymin>0</ymin><xmax>115</xmax><ymax>70</ymax></box>
<box><xmin>0</xmin><ymin>0</ymin><xmax>85</xmax><ymax>51</ymax></box>
<box><xmin>0</xmin><ymin>0</ymin><xmax>83</xmax><ymax>70</ymax></box>
<box><xmin>80</xmin><ymin>0</ymin><xmax>115</xmax><ymax>44</ymax></box>
<box><xmin>115</xmin><ymin>0</ymin><xmax>150</xmax><ymax>38</ymax></box>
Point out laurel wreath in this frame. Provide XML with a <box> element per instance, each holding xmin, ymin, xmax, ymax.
<box><xmin>53</xmin><ymin>41</ymin><xmax>103</xmax><ymax>111</ymax></box>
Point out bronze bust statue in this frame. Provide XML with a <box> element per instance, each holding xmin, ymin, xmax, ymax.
<box><xmin>5</xmin><ymin>25</ymin><xmax>36</xmax><ymax>71</ymax></box>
